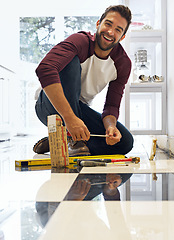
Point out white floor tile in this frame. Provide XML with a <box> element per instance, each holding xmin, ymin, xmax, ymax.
<box><xmin>35</xmin><ymin>173</ymin><xmax>79</xmax><ymax>202</ymax></box>
<box><xmin>38</xmin><ymin>201</ymin><xmax>174</xmax><ymax>240</ymax></box>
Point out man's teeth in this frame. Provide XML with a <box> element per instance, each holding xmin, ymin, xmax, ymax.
<box><xmin>104</xmin><ymin>36</ymin><xmax>112</xmax><ymax>41</ymax></box>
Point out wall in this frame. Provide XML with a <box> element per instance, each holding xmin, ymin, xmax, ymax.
<box><xmin>156</xmin><ymin>0</ymin><xmax>174</xmax><ymax>155</ymax></box>
<box><xmin>167</xmin><ymin>0</ymin><xmax>174</xmax><ymax>154</ymax></box>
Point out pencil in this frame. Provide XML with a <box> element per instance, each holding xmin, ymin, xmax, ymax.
<box><xmin>90</xmin><ymin>134</ymin><xmax>108</xmax><ymax>137</ymax></box>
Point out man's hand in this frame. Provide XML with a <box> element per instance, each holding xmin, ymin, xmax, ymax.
<box><xmin>103</xmin><ymin>115</ymin><xmax>122</xmax><ymax>145</ymax></box>
<box><xmin>43</xmin><ymin>83</ymin><xmax>90</xmax><ymax>142</ymax></box>
<box><xmin>106</xmin><ymin>126</ymin><xmax>122</xmax><ymax>145</ymax></box>
<box><xmin>65</xmin><ymin>116</ymin><xmax>90</xmax><ymax>142</ymax></box>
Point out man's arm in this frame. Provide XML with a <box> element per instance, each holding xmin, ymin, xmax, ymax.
<box><xmin>44</xmin><ymin>83</ymin><xmax>90</xmax><ymax>141</ymax></box>
<box><xmin>101</xmin><ymin>54</ymin><xmax>131</xmax><ymax>146</ymax></box>
<box><xmin>103</xmin><ymin>115</ymin><xmax>122</xmax><ymax>145</ymax></box>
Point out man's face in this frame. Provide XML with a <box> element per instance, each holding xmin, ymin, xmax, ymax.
<box><xmin>95</xmin><ymin>11</ymin><xmax>128</xmax><ymax>53</ymax></box>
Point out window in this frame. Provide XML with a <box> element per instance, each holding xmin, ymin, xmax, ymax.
<box><xmin>20</xmin><ymin>17</ymin><xmax>55</xmax><ymax>63</ymax></box>
<box><xmin>64</xmin><ymin>16</ymin><xmax>99</xmax><ymax>38</ymax></box>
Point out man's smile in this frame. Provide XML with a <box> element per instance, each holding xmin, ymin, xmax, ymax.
<box><xmin>102</xmin><ymin>34</ymin><xmax>114</xmax><ymax>42</ymax></box>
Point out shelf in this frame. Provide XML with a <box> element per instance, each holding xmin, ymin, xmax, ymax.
<box><xmin>130</xmin><ymin>82</ymin><xmax>164</xmax><ymax>88</ymax></box>
<box><xmin>125</xmin><ymin>0</ymin><xmax>166</xmax><ymax>135</ymax></box>
<box><xmin>130</xmin><ymin>29</ymin><xmax>165</xmax><ymax>38</ymax></box>
<box><xmin>129</xmin><ymin>82</ymin><xmax>165</xmax><ymax>93</ymax></box>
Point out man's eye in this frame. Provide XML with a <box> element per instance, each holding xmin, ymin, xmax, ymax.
<box><xmin>105</xmin><ymin>23</ymin><xmax>111</xmax><ymax>26</ymax></box>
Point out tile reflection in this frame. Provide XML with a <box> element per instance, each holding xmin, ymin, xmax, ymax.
<box><xmin>51</xmin><ymin>165</ymin><xmax>82</xmax><ymax>173</ymax></box>
<box><xmin>64</xmin><ymin>173</ymin><xmax>132</xmax><ymax>201</ymax></box>
<box><xmin>129</xmin><ymin>173</ymin><xmax>173</xmax><ymax>201</ymax></box>
<box><xmin>64</xmin><ymin>173</ymin><xmax>174</xmax><ymax>201</ymax></box>
<box><xmin>35</xmin><ymin>202</ymin><xmax>60</xmax><ymax>228</ymax></box>
<box><xmin>15</xmin><ymin>165</ymin><xmax>82</xmax><ymax>173</ymax></box>
<box><xmin>14</xmin><ymin>164</ymin><xmax>82</xmax><ymax>173</ymax></box>
<box><xmin>0</xmin><ymin>201</ymin><xmax>60</xmax><ymax>240</ymax></box>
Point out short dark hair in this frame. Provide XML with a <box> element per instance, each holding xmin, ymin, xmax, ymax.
<box><xmin>99</xmin><ymin>5</ymin><xmax>132</xmax><ymax>35</ymax></box>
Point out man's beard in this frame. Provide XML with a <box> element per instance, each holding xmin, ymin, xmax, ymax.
<box><xmin>95</xmin><ymin>30</ymin><xmax>119</xmax><ymax>51</ymax></box>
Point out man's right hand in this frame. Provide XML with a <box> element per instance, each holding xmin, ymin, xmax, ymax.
<box><xmin>65</xmin><ymin>115</ymin><xmax>90</xmax><ymax>142</ymax></box>
<box><xmin>43</xmin><ymin>83</ymin><xmax>90</xmax><ymax>142</ymax></box>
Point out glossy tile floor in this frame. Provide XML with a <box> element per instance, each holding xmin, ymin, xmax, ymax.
<box><xmin>0</xmin><ymin>134</ymin><xmax>174</xmax><ymax>240</ymax></box>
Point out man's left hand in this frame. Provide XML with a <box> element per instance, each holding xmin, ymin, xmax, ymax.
<box><xmin>106</xmin><ymin>126</ymin><xmax>122</xmax><ymax>145</ymax></box>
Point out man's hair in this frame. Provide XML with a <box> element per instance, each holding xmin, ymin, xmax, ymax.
<box><xmin>99</xmin><ymin>5</ymin><xmax>132</xmax><ymax>35</ymax></box>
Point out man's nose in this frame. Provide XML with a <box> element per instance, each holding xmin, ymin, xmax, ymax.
<box><xmin>107</xmin><ymin>28</ymin><xmax>114</xmax><ymax>36</ymax></box>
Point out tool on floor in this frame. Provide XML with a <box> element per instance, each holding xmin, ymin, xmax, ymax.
<box><xmin>78</xmin><ymin>160</ymin><xmax>130</xmax><ymax>167</ymax></box>
<box><xmin>15</xmin><ymin>158</ymin><xmax>51</xmax><ymax>167</ymax></box>
<box><xmin>15</xmin><ymin>154</ymin><xmax>126</xmax><ymax>167</ymax></box>
<box><xmin>79</xmin><ymin>161</ymin><xmax>106</xmax><ymax>167</ymax></box>
<box><xmin>77</xmin><ymin>160</ymin><xmax>130</xmax><ymax>167</ymax></box>
<box><xmin>70</xmin><ymin>154</ymin><xmax>125</xmax><ymax>161</ymax></box>
<box><xmin>15</xmin><ymin>155</ymin><xmax>139</xmax><ymax>168</ymax></box>
<box><xmin>149</xmin><ymin>138</ymin><xmax>157</xmax><ymax>161</ymax></box>
<box><xmin>105</xmin><ymin>157</ymin><xmax>140</xmax><ymax>163</ymax></box>
<box><xmin>76</xmin><ymin>156</ymin><xmax>140</xmax><ymax>165</ymax></box>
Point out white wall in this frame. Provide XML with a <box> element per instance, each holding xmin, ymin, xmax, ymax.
<box><xmin>167</xmin><ymin>0</ymin><xmax>174</xmax><ymax>154</ymax></box>
<box><xmin>157</xmin><ymin>0</ymin><xmax>174</xmax><ymax>155</ymax></box>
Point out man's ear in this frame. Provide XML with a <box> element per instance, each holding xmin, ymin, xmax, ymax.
<box><xmin>96</xmin><ymin>20</ymin><xmax>100</xmax><ymax>29</ymax></box>
<box><xmin>120</xmin><ymin>35</ymin><xmax>126</xmax><ymax>41</ymax></box>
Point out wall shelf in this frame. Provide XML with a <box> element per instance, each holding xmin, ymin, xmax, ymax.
<box><xmin>125</xmin><ymin>0</ymin><xmax>167</xmax><ymax>135</ymax></box>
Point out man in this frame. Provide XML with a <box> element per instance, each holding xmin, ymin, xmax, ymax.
<box><xmin>64</xmin><ymin>173</ymin><xmax>133</xmax><ymax>201</ymax></box>
<box><xmin>33</xmin><ymin>5</ymin><xmax>134</xmax><ymax>156</ymax></box>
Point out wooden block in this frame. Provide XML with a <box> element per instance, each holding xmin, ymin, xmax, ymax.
<box><xmin>48</xmin><ymin>114</ymin><xmax>69</xmax><ymax>168</ymax></box>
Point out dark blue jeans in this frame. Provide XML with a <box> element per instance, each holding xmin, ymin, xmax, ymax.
<box><xmin>35</xmin><ymin>56</ymin><xmax>134</xmax><ymax>155</ymax></box>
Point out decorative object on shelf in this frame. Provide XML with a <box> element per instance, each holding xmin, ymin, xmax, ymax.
<box><xmin>139</xmin><ymin>75</ymin><xmax>163</xmax><ymax>83</ymax></box>
<box><xmin>139</xmin><ymin>75</ymin><xmax>150</xmax><ymax>82</ymax></box>
<box><xmin>135</xmin><ymin>49</ymin><xmax>148</xmax><ymax>69</ymax></box>
<box><xmin>142</xmin><ymin>24</ymin><xmax>153</xmax><ymax>30</ymax></box>
<box><xmin>133</xmin><ymin>49</ymin><xmax>150</xmax><ymax>83</ymax></box>
<box><xmin>151</xmin><ymin>75</ymin><xmax>163</xmax><ymax>82</ymax></box>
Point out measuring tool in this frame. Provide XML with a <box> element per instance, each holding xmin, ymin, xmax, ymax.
<box><xmin>90</xmin><ymin>134</ymin><xmax>108</xmax><ymax>137</ymax></box>
<box><xmin>15</xmin><ymin>155</ymin><xmax>140</xmax><ymax>168</ymax></box>
<box><xmin>15</xmin><ymin>154</ymin><xmax>126</xmax><ymax>167</ymax></box>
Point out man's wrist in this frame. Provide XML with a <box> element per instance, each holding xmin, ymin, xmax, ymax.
<box><xmin>103</xmin><ymin>115</ymin><xmax>117</xmax><ymax>130</ymax></box>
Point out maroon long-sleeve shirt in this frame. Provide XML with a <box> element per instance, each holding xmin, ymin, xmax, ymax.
<box><xmin>36</xmin><ymin>31</ymin><xmax>131</xmax><ymax>120</ymax></box>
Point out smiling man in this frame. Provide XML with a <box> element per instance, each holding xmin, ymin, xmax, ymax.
<box><xmin>33</xmin><ymin>5</ymin><xmax>134</xmax><ymax>157</ymax></box>
<box><xmin>95</xmin><ymin>12</ymin><xmax>127</xmax><ymax>54</ymax></box>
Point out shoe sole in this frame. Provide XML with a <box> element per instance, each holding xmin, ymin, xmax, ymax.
<box><xmin>33</xmin><ymin>137</ymin><xmax>49</xmax><ymax>154</ymax></box>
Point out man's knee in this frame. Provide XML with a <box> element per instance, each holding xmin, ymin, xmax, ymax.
<box><xmin>127</xmin><ymin>134</ymin><xmax>134</xmax><ymax>152</ymax></box>
<box><xmin>122</xmin><ymin>132</ymin><xmax>134</xmax><ymax>154</ymax></box>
